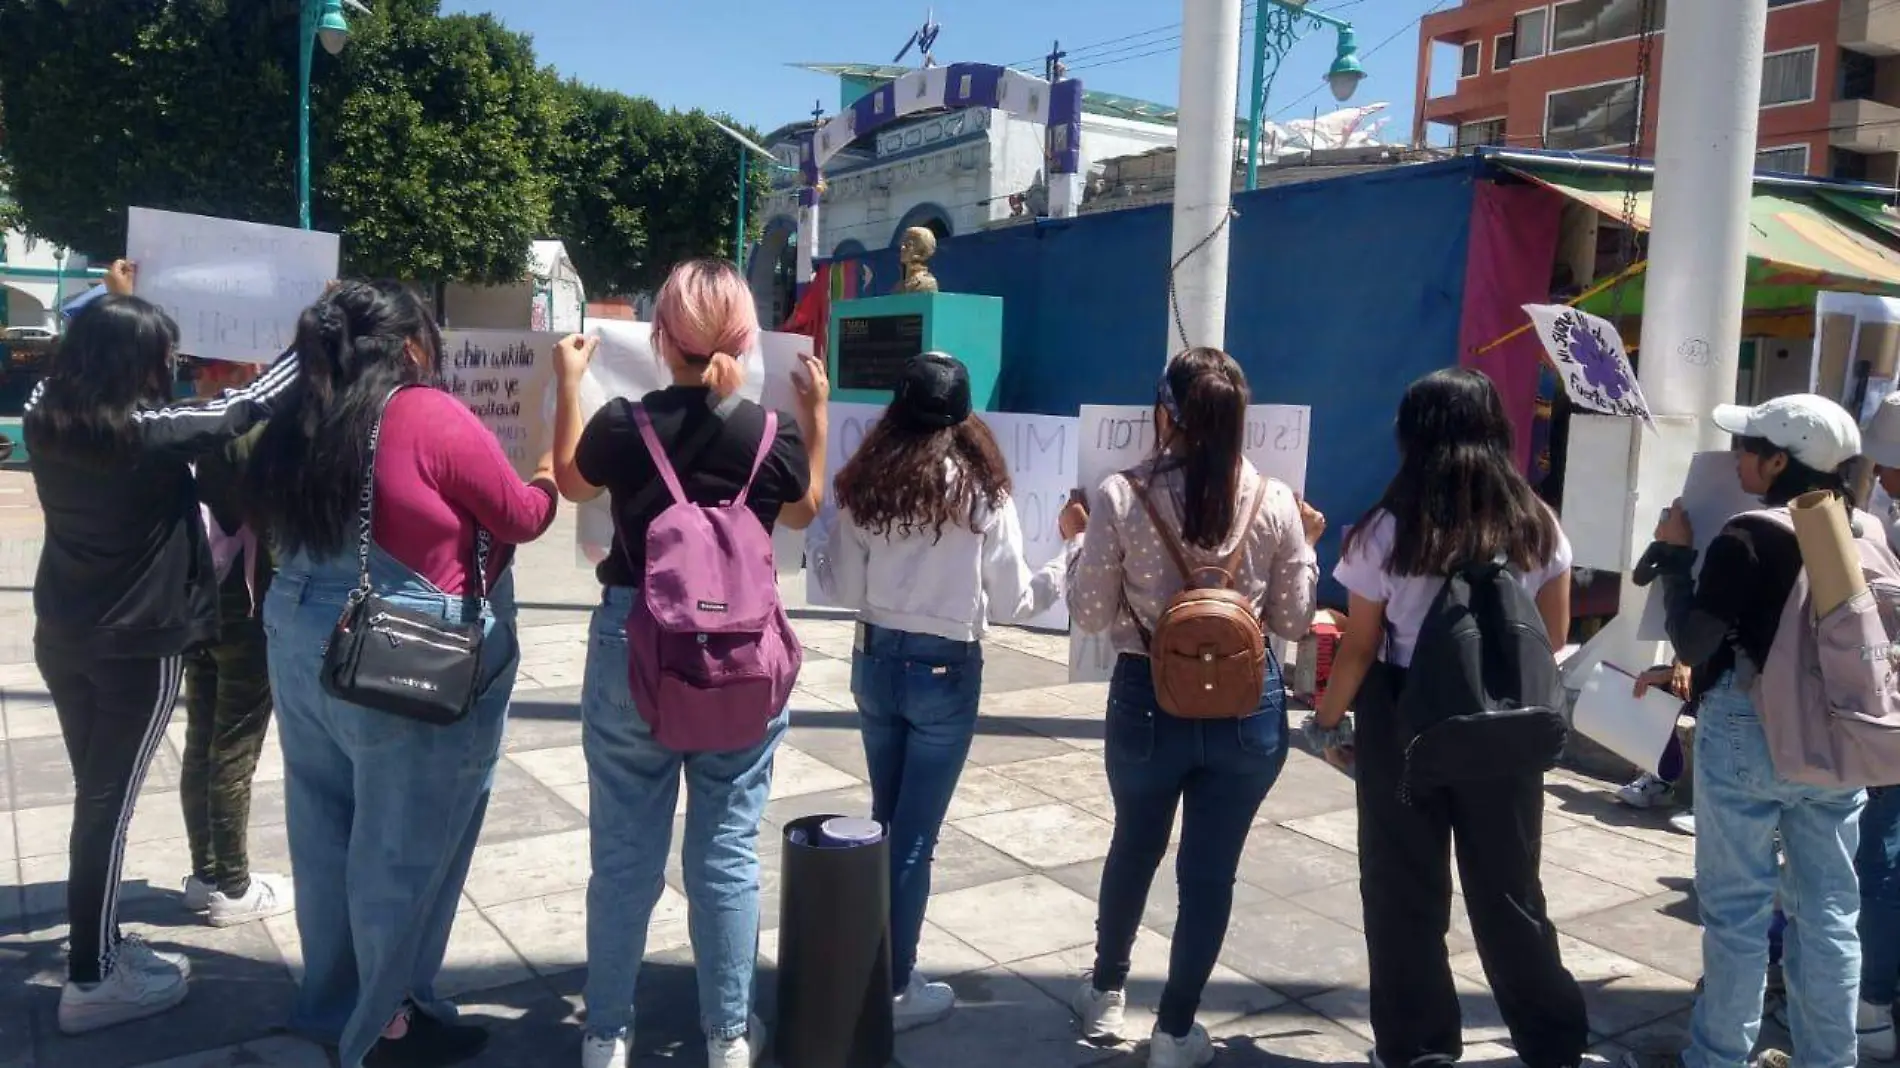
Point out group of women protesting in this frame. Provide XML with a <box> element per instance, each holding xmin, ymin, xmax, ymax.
<box><xmin>23</xmin><ymin>247</ymin><xmax>1900</xmax><ymax>1068</ymax></box>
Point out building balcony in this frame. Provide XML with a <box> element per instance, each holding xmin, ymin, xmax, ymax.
<box><xmin>1832</xmin><ymin>97</ymin><xmax>1900</xmax><ymax>153</ymax></box>
<box><xmin>1843</xmin><ymin>0</ymin><xmax>1900</xmax><ymax>58</ymax></box>
<box><xmin>1422</xmin><ymin>77</ymin><xmax>1512</xmax><ymax>126</ymax></box>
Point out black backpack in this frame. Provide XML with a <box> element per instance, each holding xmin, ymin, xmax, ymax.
<box><xmin>1396</xmin><ymin>559</ymin><xmax>1568</xmax><ymax>799</ymax></box>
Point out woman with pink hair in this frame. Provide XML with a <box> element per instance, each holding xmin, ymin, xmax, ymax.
<box><xmin>549</xmin><ymin>258</ymin><xmax>828</xmax><ymax>1068</ymax></box>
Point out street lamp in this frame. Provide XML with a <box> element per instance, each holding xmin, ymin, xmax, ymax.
<box><xmin>298</xmin><ymin>0</ymin><xmax>367</xmax><ymax>229</ymax></box>
<box><xmin>1245</xmin><ymin>0</ymin><xmax>1365</xmax><ymax>191</ymax></box>
<box><xmin>709</xmin><ymin>119</ymin><xmax>798</xmax><ymax>275</ymax></box>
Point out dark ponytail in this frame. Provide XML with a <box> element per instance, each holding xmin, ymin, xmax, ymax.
<box><xmin>246</xmin><ymin>281</ymin><xmax>440</xmax><ymax>557</ymax></box>
<box><xmin>1156</xmin><ymin>347</ymin><xmax>1250</xmax><ymax>549</ymax></box>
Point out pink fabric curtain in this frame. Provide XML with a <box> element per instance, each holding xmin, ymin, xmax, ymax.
<box><xmin>1458</xmin><ymin>182</ymin><xmax>1564</xmax><ymax>474</ymax></box>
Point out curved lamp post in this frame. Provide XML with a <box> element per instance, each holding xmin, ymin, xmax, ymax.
<box><xmin>298</xmin><ymin>0</ymin><xmax>368</xmax><ymax>229</ymax></box>
<box><xmin>709</xmin><ymin>119</ymin><xmax>798</xmax><ymax>275</ymax></box>
<box><xmin>1245</xmin><ymin>0</ymin><xmax>1366</xmax><ymax>190</ymax></box>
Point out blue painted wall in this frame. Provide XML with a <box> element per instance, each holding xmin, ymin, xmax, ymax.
<box><xmin>823</xmin><ymin>157</ymin><xmax>1481</xmax><ymax>599</ymax></box>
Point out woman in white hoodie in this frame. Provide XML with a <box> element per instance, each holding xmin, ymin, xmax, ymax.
<box><xmin>812</xmin><ymin>351</ymin><xmax>1066</xmax><ymax>1032</ymax></box>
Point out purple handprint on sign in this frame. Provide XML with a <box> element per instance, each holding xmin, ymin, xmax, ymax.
<box><xmin>1565</xmin><ymin>314</ymin><xmax>1631</xmax><ymax>400</ymax></box>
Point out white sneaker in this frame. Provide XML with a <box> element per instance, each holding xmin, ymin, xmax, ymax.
<box><xmin>893</xmin><ymin>971</ymin><xmax>956</xmax><ymax>1032</ymax></box>
<box><xmin>1071</xmin><ymin>979</ymin><xmax>1127</xmax><ymax>1040</ymax></box>
<box><xmin>1149</xmin><ymin>1023</ymin><xmax>1215</xmax><ymax>1068</ymax></box>
<box><xmin>206</xmin><ymin>874</ymin><xmax>292</xmax><ymax>928</ymax></box>
<box><xmin>707</xmin><ymin>1014</ymin><xmax>766</xmax><ymax>1068</ymax></box>
<box><xmin>580</xmin><ymin>1030</ymin><xmax>629</xmax><ymax>1068</ymax></box>
<box><xmin>57</xmin><ymin>957</ymin><xmax>189</xmax><ymax>1034</ymax></box>
<box><xmin>1669</xmin><ymin>811</ymin><xmax>1697</xmax><ymax>836</ymax></box>
<box><xmin>1616</xmin><ymin>773</ymin><xmax>1672</xmax><ymax>809</ymax></box>
<box><xmin>1862</xmin><ymin>999</ymin><xmax>1897</xmax><ymax>1061</ymax></box>
<box><xmin>115</xmin><ymin>934</ymin><xmax>191</xmax><ymax>980</ymax></box>
<box><xmin>181</xmin><ymin>875</ymin><xmax>215</xmax><ymax>912</ymax></box>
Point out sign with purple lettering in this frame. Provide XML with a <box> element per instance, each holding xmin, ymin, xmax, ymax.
<box><xmin>128</xmin><ymin>207</ymin><xmax>339</xmax><ymax>364</ymax></box>
<box><xmin>1523</xmin><ymin>304</ymin><xmax>1654</xmax><ymax>429</ymax></box>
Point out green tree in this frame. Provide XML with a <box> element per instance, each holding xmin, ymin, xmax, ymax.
<box><xmin>0</xmin><ymin>0</ymin><xmax>559</xmax><ymax>284</ymax></box>
<box><xmin>548</xmin><ymin>82</ymin><xmax>770</xmax><ymax>296</ymax></box>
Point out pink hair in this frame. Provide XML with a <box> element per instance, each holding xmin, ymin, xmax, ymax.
<box><xmin>650</xmin><ymin>258</ymin><xmax>758</xmax><ymax>397</ymax></box>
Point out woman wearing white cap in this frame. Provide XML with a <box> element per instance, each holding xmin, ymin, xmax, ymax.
<box><xmin>1641</xmin><ymin>394</ymin><xmax>1868</xmax><ymax>1068</ymax></box>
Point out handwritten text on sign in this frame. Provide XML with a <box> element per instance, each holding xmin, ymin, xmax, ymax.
<box><xmin>126</xmin><ymin>207</ymin><xmax>339</xmax><ymax>364</ymax></box>
<box><xmin>805</xmin><ymin>404</ymin><xmax>1077</xmax><ymax>631</ymax></box>
<box><xmin>1069</xmin><ymin>403</ymin><xmax>1313</xmax><ymax>681</ymax></box>
<box><xmin>442</xmin><ymin>330</ymin><xmax>562</xmax><ymax>480</ymax></box>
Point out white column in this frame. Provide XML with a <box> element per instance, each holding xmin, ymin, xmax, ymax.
<box><xmin>1568</xmin><ymin>0</ymin><xmax>1770</xmax><ymax>681</ymax></box>
<box><xmin>1048</xmin><ymin>172</ymin><xmax>1083</xmax><ymax>218</ymax></box>
<box><xmin>795</xmin><ymin>197</ymin><xmax>819</xmax><ymax>285</ymax></box>
<box><xmin>1163</xmin><ymin>0</ymin><xmax>1243</xmax><ymax>361</ymax></box>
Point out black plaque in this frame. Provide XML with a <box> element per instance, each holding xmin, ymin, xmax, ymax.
<box><xmin>836</xmin><ymin>313</ymin><xmax>923</xmax><ymax>391</ymax></box>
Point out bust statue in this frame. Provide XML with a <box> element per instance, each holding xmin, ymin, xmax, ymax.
<box><xmin>893</xmin><ymin>226</ymin><xmax>940</xmax><ymax>294</ymax></box>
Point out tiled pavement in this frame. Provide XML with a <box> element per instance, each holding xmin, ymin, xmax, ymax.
<box><xmin>0</xmin><ymin>471</ymin><xmax>1714</xmax><ymax>1068</ymax></box>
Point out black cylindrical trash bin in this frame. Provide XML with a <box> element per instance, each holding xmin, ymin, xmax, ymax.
<box><xmin>776</xmin><ymin>814</ymin><xmax>893</xmax><ymax>1068</ymax></box>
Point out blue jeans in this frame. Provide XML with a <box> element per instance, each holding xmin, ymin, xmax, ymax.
<box><xmin>1860</xmin><ymin>786</ymin><xmax>1900</xmax><ymax>1005</ymax></box>
<box><xmin>1689</xmin><ymin>674</ymin><xmax>1864</xmax><ymax>1068</ymax></box>
<box><xmin>1092</xmin><ymin>654</ymin><xmax>1288</xmax><ymax>1037</ymax></box>
<box><xmin>850</xmin><ymin>624</ymin><xmax>982</xmax><ymax>992</ymax></box>
<box><xmin>581</xmin><ymin>586</ymin><xmax>785</xmax><ymax>1042</ymax></box>
<box><xmin>265</xmin><ymin>547</ymin><xmax>520</xmax><ymax>1068</ymax></box>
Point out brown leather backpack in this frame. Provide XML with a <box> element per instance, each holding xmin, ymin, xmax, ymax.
<box><xmin>1126</xmin><ymin>473</ymin><xmax>1268</xmax><ymax>719</ymax></box>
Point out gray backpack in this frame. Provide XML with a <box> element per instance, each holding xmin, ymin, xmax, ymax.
<box><xmin>1744</xmin><ymin>505</ymin><xmax>1900</xmax><ymax>789</ymax></box>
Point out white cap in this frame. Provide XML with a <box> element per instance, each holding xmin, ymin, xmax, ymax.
<box><xmin>1865</xmin><ymin>391</ymin><xmax>1900</xmax><ymax>469</ymax></box>
<box><xmin>1712</xmin><ymin>394</ymin><xmax>1862</xmax><ymax>473</ymax></box>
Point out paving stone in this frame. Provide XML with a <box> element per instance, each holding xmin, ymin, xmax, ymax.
<box><xmin>500</xmin><ymin>687</ymin><xmax>585</xmax><ymax>753</ymax></box>
<box><xmin>1283</xmin><ymin>878</ymin><xmax>1477</xmax><ymax>957</ymax></box>
<box><xmin>1235</xmin><ymin>825</ymin><xmax>1360</xmax><ymax>898</ymax></box>
<box><xmin>433</xmin><ymin>907</ymin><xmax>535</xmax><ymax>1001</ymax></box>
<box><xmin>484</xmin><ymin>884</ymin><xmax>691</xmax><ymax>983</ymax></box>
<box><xmin>895</xmin><ymin>967</ymin><xmax>1116</xmax><ymax>1068</ymax></box>
<box><xmin>1216</xmin><ymin>892</ymin><xmax>1370</xmax><ymax>999</ymax></box>
<box><xmin>475</xmin><ymin>759</ymin><xmax>591</xmax><ymax>846</ymax></box>
<box><xmin>1449</xmin><ymin>933</ymin><xmax>1695</xmax><ymax>1040</ymax></box>
<box><xmin>1083</xmin><ymin>1005</ymin><xmax>1372</xmax><ymax>1067</ymax></box>
<box><xmin>463</xmin><ymin>828</ymin><xmax>591</xmax><ymax>908</ymax></box>
<box><xmin>0</xmin><ymin>703</ymin><xmax>57</xmax><ymax>742</ymax></box>
<box><xmin>506</xmin><ymin>743</ymin><xmax>588</xmax><ymax>789</ymax></box>
<box><xmin>1559</xmin><ymin>890</ymin><xmax>1705</xmax><ymax>984</ymax></box>
<box><xmin>1278</xmin><ymin>807</ymin><xmax>1359</xmax><ymax>854</ymax></box>
<box><xmin>1000</xmin><ymin>750</ymin><xmax>1114</xmax><ymax>810</ymax></box>
<box><xmin>963</xmin><ymin>723</ymin><xmax>1079</xmax><ymax>769</ymax></box>
<box><xmin>919</xmin><ymin>823</ymin><xmax>1034</xmax><ymax>897</ymax></box>
<box><xmin>1540</xmin><ymin>860</ymin><xmax>1653</xmax><ymax>922</ymax></box>
<box><xmin>1303</xmin><ymin>969</ymin><xmax>1510</xmax><ymax>1045</ymax></box>
<box><xmin>122</xmin><ymin>1035</ymin><xmax>332</xmax><ymax>1068</ymax></box>
<box><xmin>1542</xmin><ymin>825</ymin><xmax>1691</xmax><ymax>896</ymax></box>
<box><xmin>951</xmin><ymin>802</ymin><xmax>1115</xmax><ymax>869</ymax></box>
<box><xmin>930</xmin><ymin>874</ymin><xmax>1098</xmax><ymax>964</ymax></box>
<box><xmin>767</xmin><ymin>745</ymin><xmax>862</xmax><ymax>800</ymax></box>
<box><xmin>13</xmin><ymin>780</ymin><xmax>287</xmax><ymax>862</ymax></box>
<box><xmin>942</xmin><ymin>765</ymin><xmax>1059</xmax><ymax>821</ymax></box>
<box><xmin>1015</xmin><ymin>926</ymin><xmax>1285</xmax><ymax>1039</ymax></box>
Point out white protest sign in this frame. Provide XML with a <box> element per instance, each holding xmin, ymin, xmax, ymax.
<box><xmin>568</xmin><ymin>321</ymin><xmax>805</xmax><ymax>567</ymax></box>
<box><xmin>804</xmin><ymin>404</ymin><xmax>1076</xmax><ymax>632</ymax></box>
<box><xmin>440</xmin><ymin>331</ymin><xmax>562</xmax><ymax>481</ymax></box>
<box><xmin>1069</xmin><ymin>403</ymin><xmax>1314</xmax><ymax>681</ymax></box>
<box><xmin>1523</xmin><ymin>303</ymin><xmax>1655</xmax><ymax>429</ymax></box>
<box><xmin>1635</xmin><ymin>449</ymin><xmax>1760</xmax><ymax>641</ymax></box>
<box><xmin>127</xmin><ymin>207</ymin><xmax>339</xmax><ymax>364</ymax></box>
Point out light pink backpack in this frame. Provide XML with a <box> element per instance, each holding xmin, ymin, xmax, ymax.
<box><xmin>625</xmin><ymin>406</ymin><xmax>802</xmax><ymax>752</ymax></box>
<box><xmin>1745</xmin><ymin>505</ymin><xmax>1900</xmax><ymax>789</ymax></box>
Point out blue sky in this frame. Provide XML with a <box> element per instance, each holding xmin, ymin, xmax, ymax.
<box><xmin>441</xmin><ymin>0</ymin><xmax>1447</xmax><ymax>141</ymax></box>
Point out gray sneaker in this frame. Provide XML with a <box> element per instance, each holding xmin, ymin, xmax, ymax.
<box><xmin>57</xmin><ymin>955</ymin><xmax>188</xmax><ymax>1034</ymax></box>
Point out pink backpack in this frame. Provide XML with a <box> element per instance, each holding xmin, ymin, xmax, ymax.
<box><xmin>1745</xmin><ymin>506</ymin><xmax>1900</xmax><ymax>789</ymax></box>
<box><xmin>625</xmin><ymin>406</ymin><xmax>802</xmax><ymax>752</ymax></box>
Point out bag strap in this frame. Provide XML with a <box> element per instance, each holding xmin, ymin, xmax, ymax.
<box><xmin>733</xmin><ymin>411</ymin><xmax>778</xmax><ymax>508</ymax></box>
<box><xmin>1126</xmin><ymin>470</ymin><xmax>1265</xmax><ymax>591</ymax></box>
<box><xmin>350</xmin><ymin>386</ymin><xmax>490</xmax><ymax>608</ymax></box>
<box><xmin>623</xmin><ymin>394</ymin><xmax>740</xmax><ymax>518</ymax></box>
<box><xmin>631</xmin><ymin>405</ymin><xmax>688</xmax><ymax>508</ymax></box>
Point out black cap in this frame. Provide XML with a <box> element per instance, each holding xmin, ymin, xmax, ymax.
<box><xmin>892</xmin><ymin>351</ymin><xmax>972</xmax><ymax>429</ymax></box>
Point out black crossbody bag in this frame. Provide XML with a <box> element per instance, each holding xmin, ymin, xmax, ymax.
<box><xmin>321</xmin><ymin>387</ymin><xmax>492</xmax><ymax>725</ymax></box>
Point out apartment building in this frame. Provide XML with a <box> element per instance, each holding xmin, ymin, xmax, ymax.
<box><xmin>1412</xmin><ymin>0</ymin><xmax>1900</xmax><ymax>180</ymax></box>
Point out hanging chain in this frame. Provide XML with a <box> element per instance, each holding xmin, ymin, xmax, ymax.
<box><xmin>1607</xmin><ymin>0</ymin><xmax>1658</xmax><ymax>326</ymax></box>
<box><xmin>1169</xmin><ymin>207</ymin><xmax>1239</xmax><ymax>352</ymax></box>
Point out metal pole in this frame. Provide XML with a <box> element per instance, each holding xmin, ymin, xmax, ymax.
<box><xmin>52</xmin><ymin>250</ymin><xmax>63</xmax><ymax>334</ymax></box>
<box><xmin>297</xmin><ymin>0</ymin><xmax>315</xmax><ymax>230</ymax></box>
<box><xmin>1246</xmin><ymin>4</ymin><xmax>1267</xmax><ymax>192</ymax></box>
<box><xmin>1165</xmin><ymin>0</ymin><xmax>1244</xmax><ymax>360</ymax></box>
<box><xmin>735</xmin><ymin>149</ymin><xmax>748</xmax><ymax>274</ymax></box>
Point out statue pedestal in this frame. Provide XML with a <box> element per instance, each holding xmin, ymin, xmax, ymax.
<box><xmin>828</xmin><ymin>292</ymin><xmax>1004</xmax><ymax>408</ymax></box>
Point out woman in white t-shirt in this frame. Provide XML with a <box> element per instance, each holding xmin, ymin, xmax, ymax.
<box><xmin>1309</xmin><ymin>368</ymin><xmax>1588</xmax><ymax>1068</ymax></box>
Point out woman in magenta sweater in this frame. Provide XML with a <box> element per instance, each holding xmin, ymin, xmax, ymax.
<box><xmin>246</xmin><ymin>281</ymin><xmax>559</xmax><ymax>1068</ymax></box>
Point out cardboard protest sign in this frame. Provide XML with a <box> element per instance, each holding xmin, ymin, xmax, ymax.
<box><xmin>1069</xmin><ymin>403</ymin><xmax>1314</xmax><ymax>681</ymax></box>
<box><xmin>804</xmin><ymin>405</ymin><xmax>1077</xmax><ymax>631</ymax></box>
<box><xmin>440</xmin><ymin>331</ymin><xmax>562</xmax><ymax>481</ymax></box>
<box><xmin>1522</xmin><ymin>304</ymin><xmax>1654</xmax><ymax>429</ymax></box>
<box><xmin>1635</xmin><ymin>449</ymin><xmax>1760</xmax><ymax>640</ymax></box>
<box><xmin>127</xmin><ymin>207</ymin><xmax>338</xmax><ymax>364</ymax></box>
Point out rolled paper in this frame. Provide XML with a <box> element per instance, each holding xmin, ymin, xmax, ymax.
<box><xmin>1790</xmin><ymin>490</ymin><xmax>1866</xmax><ymax>618</ymax></box>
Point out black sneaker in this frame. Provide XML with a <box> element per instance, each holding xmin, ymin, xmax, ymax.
<box><xmin>364</xmin><ymin>1007</ymin><xmax>489</xmax><ymax>1068</ymax></box>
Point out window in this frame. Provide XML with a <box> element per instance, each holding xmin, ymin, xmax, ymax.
<box><xmin>1551</xmin><ymin>0</ymin><xmax>1665</xmax><ymax>53</ymax></box>
<box><xmin>1841</xmin><ymin>48</ymin><xmax>1877</xmax><ymax>101</ymax></box>
<box><xmin>1458</xmin><ymin>118</ymin><xmax>1508</xmax><ymax>149</ymax></box>
<box><xmin>1460</xmin><ymin>40</ymin><xmax>1482</xmax><ymax>78</ymax></box>
<box><xmin>1756</xmin><ymin>145</ymin><xmax>1811</xmax><ymax>175</ymax></box>
<box><xmin>1495</xmin><ymin>33</ymin><xmax>1516</xmax><ymax>69</ymax></box>
<box><xmin>1760</xmin><ymin>47</ymin><xmax>1817</xmax><ymax>107</ymax></box>
<box><xmin>1515</xmin><ymin>8</ymin><xmax>1549</xmax><ymax>60</ymax></box>
<box><xmin>1545</xmin><ymin>77</ymin><xmax>1642</xmax><ymax>152</ymax></box>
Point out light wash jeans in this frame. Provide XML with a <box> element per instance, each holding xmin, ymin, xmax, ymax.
<box><xmin>581</xmin><ymin>586</ymin><xmax>785</xmax><ymax>1042</ymax></box>
<box><xmin>1859</xmin><ymin>786</ymin><xmax>1900</xmax><ymax>1005</ymax></box>
<box><xmin>265</xmin><ymin>546</ymin><xmax>520</xmax><ymax>1068</ymax></box>
<box><xmin>1689</xmin><ymin>673</ymin><xmax>1864</xmax><ymax>1068</ymax></box>
<box><xmin>851</xmin><ymin>624</ymin><xmax>983</xmax><ymax>993</ymax></box>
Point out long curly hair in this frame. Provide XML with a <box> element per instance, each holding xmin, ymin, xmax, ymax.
<box><xmin>834</xmin><ymin>413</ymin><xmax>1012</xmax><ymax>542</ymax></box>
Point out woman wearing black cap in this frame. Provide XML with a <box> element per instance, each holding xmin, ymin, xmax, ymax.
<box><xmin>812</xmin><ymin>351</ymin><xmax>1069</xmax><ymax>1032</ymax></box>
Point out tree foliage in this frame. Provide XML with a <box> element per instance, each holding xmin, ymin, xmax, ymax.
<box><xmin>0</xmin><ymin>0</ymin><xmax>753</xmax><ymax>291</ymax></box>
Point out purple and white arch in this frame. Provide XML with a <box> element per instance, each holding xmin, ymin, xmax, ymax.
<box><xmin>793</xmin><ymin>62</ymin><xmax>1084</xmax><ymax>283</ymax></box>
